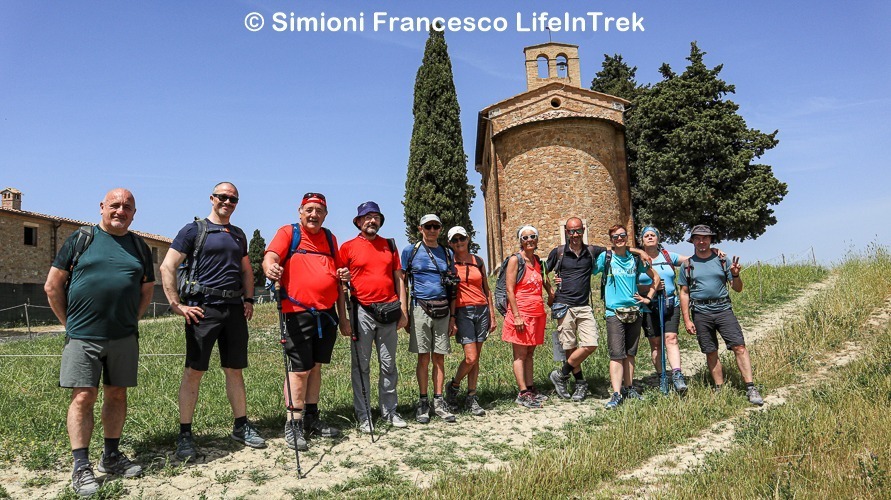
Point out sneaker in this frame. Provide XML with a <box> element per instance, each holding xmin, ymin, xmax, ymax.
<box><xmin>231</xmin><ymin>421</ymin><xmax>267</xmax><ymax>449</ymax></box>
<box><xmin>384</xmin><ymin>412</ymin><xmax>408</xmax><ymax>428</ymax></box>
<box><xmin>571</xmin><ymin>380</ymin><xmax>589</xmax><ymax>402</ymax></box>
<box><xmin>747</xmin><ymin>386</ymin><xmax>764</xmax><ymax>406</ymax></box>
<box><xmin>175</xmin><ymin>432</ymin><xmax>197</xmax><ymax>462</ymax></box>
<box><xmin>415</xmin><ymin>398</ymin><xmax>431</xmax><ymax>424</ymax></box>
<box><xmin>530</xmin><ymin>387</ymin><xmax>549</xmax><ymax>403</ymax></box>
<box><xmin>549</xmin><ymin>369</ymin><xmax>572</xmax><ymax>400</ymax></box>
<box><xmin>514</xmin><ymin>392</ymin><xmax>542</xmax><ymax>409</ymax></box>
<box><xmin>713</xmin><ymin>384</ymin><xmax>724</xmax><ymax>394</ymax></box>
<box><xmin>623</xmin><ymin>386</ymin><xmax>643</xmax><ymax>401</ymax></box>
<box><xmin>358</xmin><ymin>419</ymin><xmax>374</xmax><ymax>434</ymax></box>
<box><xmin>466</xmin><ymin>394</ymin><xmax>486</xmax><ymax>417</ymax></box>
<box><xmin>284</xmin><ymin>420</ymin><xmax>308</xmax><ymax>451</ymax></box>
<box><xmin>71</xmin><ymin>464</ymin><xmax>99</xmax><ymax>497</ymax></box>
<box><xmin>304</xmin><ymin>412</ymin><xmax>341</xmax><ymax>438</ymax></box>
<box><xmin>97</xmin><ymin>450</ymin><xmax>143</xmax><ymax>478</ymax></box>
<box><xmin>446</xmin><ymin>380</ymin><xmax>460</xmax><ymax>408</ymax></box>
<box><xmin>604</xmin><ymin>392</ymin><xmax>623</xmax><ymax>410</ymax></box>
<box><xmin>433</xmin><ymin>397</ymin><xmax>457</xmax><ymax>423</ymax></box>
<box><xmin>672</xmin><ymin>371</ymin><xmax>688</xmax><ymax>395</ymax></box>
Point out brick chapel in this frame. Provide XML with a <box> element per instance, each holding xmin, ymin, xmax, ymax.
<box><xmin>474</xmin><ymin>42</ymin><xmax>634</xmax><ymax>270</ymax></box>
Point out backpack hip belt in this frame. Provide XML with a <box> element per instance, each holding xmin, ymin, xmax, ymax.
<box><xmin>691</xmin><ymin>297</ymin><xmax>731</xmax><ymax>306</ymax></box>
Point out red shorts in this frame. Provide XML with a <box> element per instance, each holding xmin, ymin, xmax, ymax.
<box><xmin>501</xmin><ymin>311</ymin><xmax>546</xmax><ymax>346</ymax></box>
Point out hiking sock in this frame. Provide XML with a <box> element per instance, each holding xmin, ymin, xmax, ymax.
<box><xmin>305</xmin><ymin>403</ymin><xmax>319</xmax><ymax>416</ymax></box>
<box><xmin>103</xmin><ymin>438</ymin><xmax>120</xmax><ymax>456</ymax></box>
<box><xmin>449</xmin><ymin>379</ymin><xmax>460</xmax><ymax>390</ymax></box>
<box><xmin>72</xmin><ymin>447</ymin><xmax>90</xmax><ymax>471</ymax></box>
<box><xmin>528</xmin><ymin>385</ymin><xmax>538</xmax><ymax>393</ymax></box>
<box><xmin>419</xmin><ymin>393</ymin><xmax>428</xmax><ymax>400</ymax></box>
<box><xmin>467</xmin><ymin>389</ymin><xmax>477</xmax><ymax>396</ymax></box>
<box><xmin>560</xmin><ymin>362</ymin><xmax>573</xmax><ymax>377</ymax></box>
<box><xmin>433</xmin><ymin>394</ymin><xmax>443</xmax><ymax>399</ymax></box>
<box><xmin>745</xmin><ymin>382</ymin><xmax>755</xmax><ymax>389</ymax></box>
<box><xmin>573</xmin><ymin>369</ymin><xmax>584</xmax><ymax>381</ymax></box>
<box><xmin>179</xmin><ymin>423</ymin><xmax>192</xmax><ymax>435</ymax></box>
<box><xmin>673</xmin><ymin>368</ymin><xmax>682</xmax><ymax>373</ymax></box>
<box><xmin>234</xmin><ymin>416</ymin><xmax>248</xmax><ymax>430</ymax></box>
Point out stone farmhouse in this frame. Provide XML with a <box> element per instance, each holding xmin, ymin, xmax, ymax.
<box><xmin>475</xmin><ymin>42</ymin><xmax>634</xmax><ymax>269</ymax></box>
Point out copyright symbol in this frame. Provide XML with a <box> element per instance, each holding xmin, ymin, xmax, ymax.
<box><xmin>244</xmin><ymin>12</ymin><xmax>264</xmax><ymax>32</ymax></box>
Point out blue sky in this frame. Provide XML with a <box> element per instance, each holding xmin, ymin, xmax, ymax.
<box><xmin>2</xmin><ymin>1</ymin><xmax>888</xmax><ymax>266</ymax></box>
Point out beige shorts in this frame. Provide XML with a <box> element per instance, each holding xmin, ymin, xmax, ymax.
<box><xmin>556</xmin><ymin>306</ymin><xmax>599</xmax><ymax>350</ymax></box>
<box><xmin>409</xmin><ymin>305</ymin><xmax>451</xmax><ymax>355</ymax></box>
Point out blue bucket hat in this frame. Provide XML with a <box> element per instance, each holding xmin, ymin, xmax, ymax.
<box><xmin>354</xmin><ymin>201</ymin><xmax>385</xmax><ymax>229</ymax></box>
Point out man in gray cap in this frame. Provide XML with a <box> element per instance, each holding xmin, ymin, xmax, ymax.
<box><xmin>340</xmin><ymin>202</ymin><xmax>409</xmax><ymax>433</ymax></box>
<box><xmin>678</xmin><ymin>225</ymin><xmax>763</xmax><ymax>405</ymax></box>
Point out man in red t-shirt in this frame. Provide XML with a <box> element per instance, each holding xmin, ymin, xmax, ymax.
<box><xmin>263</xmin><ymin>192</ymin><xmax>350</xmax><ymax>451</ymax></box>
<box><xmin>340</xmin><ymin>202</ymin><xmax>409</xmax><ymax>433</ymax></box>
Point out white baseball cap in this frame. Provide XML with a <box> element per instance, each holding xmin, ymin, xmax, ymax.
<box><xmin>447</xmin><ymin>226</ymin><xmax>468</xmax><ymax>241</ymax></box>
<box><xmin>419</xmin><ymin>214</ymin><xmax>442</xmax><ymax>226</ymax></box>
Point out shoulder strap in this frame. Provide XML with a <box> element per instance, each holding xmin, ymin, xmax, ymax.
<box><xmin>586</xmin><ymin>244</ymin><xmax>597</xmax><ymax>257</ymax></box>
<box><xmin>421</xmin><ymin>243</ymin><xmax>445</xmax><ymax>274</ymax></box>
<box><xmin>660</xmin><ymin>248</ymin><xmax>675</xmax><ymax>271</ymax></box>
<box><xmin>473</xmin><ymin>255</ymin><xmax>484</xmax><ymax>269</ymax></box>
<box><xmin>555</xmin><ymin>246</ymin><xmax>565</xmax><ymax>275</ymax></box>
<box><xmin>187</xmin><ymin>219</ymin><xmax>210</xmax><ymax>287</ymax></box>
<box><xmin>683</xmin><ymin>260</ymin><xmax>694</xmax><ymax>288</ymax></box>
<box><xmin>387</xmin><ymin>238</ymin><xmax>397</xmax><ymax>253</ymax></box>
<box><xmin>69</xmin><ymin>226</ymin><xmax>96</xmax><ymax>273</ymax></box>
<box><xmin>600</xmin><ymin>250</ymin><xmax>613</xmax><ymax>302</ymax></box>
<box><xmin>287</xmin><ymin>223</ymin><xmax>302</xmax><ymax>261</ymax></box>
<box><xmin>323</xmin><ymin>228</ymin><xmax>335</xmax><ymax>258</ymax></box>
<box><xmin>406</xmin><ymin>241</ymin><xmax>423</xmax><ymax>274</ymax></box>
<box><xmin>129</xmin><ymin>233</ymin><xmax>152</xmax><ymax>280</ymax></box>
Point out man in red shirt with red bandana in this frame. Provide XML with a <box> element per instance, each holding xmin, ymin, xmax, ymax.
<box><xmin>340</xmin><ymin>202</ymin><xmax>409</xmax><ymax>433</ymax></box>
<box><xmin>263</xmin><ymin>192</ymin><xmax>351</xmax><ymax>451</ymax></box>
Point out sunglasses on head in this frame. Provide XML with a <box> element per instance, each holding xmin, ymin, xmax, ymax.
<box><xmin>212</xmin><ymin>193</ymin><xmax>239</xmax><ymax>204</ymax></box>
<box><xmin>450</xmin><ymin>235</ymin><xmax>467</xmax><ymax>243</ymax></box>
<box><xmin>566</xmin><ymin>228</ymin><xmax>584</xmax><ymax>235</ymax></box>
<box><xmin>610</xmin><ymin>232</ymin><xmax>628</xmax><ymax>241</ymax></box>
<box><xmin>521</xmin><ymin>234</ymin><xmax>538</xmax><ymax>241</ymax></box>
<box><xmin>303</xmin><ymin>192</ymin><xmax>326</xmax><ymax>201</ymax></box>
<box><xmin>423</xmin><ymin>224</ymin><xmax>441</xmax><ymax>230</ymax></box>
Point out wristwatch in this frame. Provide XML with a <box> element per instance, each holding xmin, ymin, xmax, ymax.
<box><xmin>244</xmin><ymin>298</ymin><xmax>255</xmax><ymax>304</ymax></box>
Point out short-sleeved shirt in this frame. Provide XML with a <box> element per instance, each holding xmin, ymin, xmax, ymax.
<box><xmin>546</xmin><ymin>244</ymin><xmax>606</xmax><ymax>306</ymax></box>
<box><xmin>266</xmin><ymin>225</ymin><xmax>342</xmax><ymax>313</ymax></box>
<box><xmin>454</xmin><ymin>257</ymin><xmax>488</xmax><ymax>308</ymax></box>
<box><xmin>593</xmin><ymin>250</ymin><xmax>650</xmax><ymax>318</ymax></box>
<box><xmin>52</xmin><ymin>227</ymin><xmax>154</xmax><ymax>340</ymax></box>
<box><xmin>678</xmin><ymin>253</ymin><xmax>733</xmax><ymax>312</ymax></box>
<box><xmin>340</xmin><ymin>234</ymin><xmax>401</xmax><ymax>305</ymax></box>
<box><xmin>638</xmin><ymin>250</ymin><xmax>681</xmax><ymax>297</ymax></box>
<box><xmin>401</xmin><ymin>243</ymin><xmax>452</xmax><ymax>301</ymax></box>
<box><xmin>170</xmin><ymin>219</ymin><xmax>247</xmax><ymax>306</ymax></box>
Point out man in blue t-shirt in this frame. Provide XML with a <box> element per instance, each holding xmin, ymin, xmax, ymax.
<box><xmin>45</xmin><ymin>188</ymin><xmax>154</xmax><ymax>496</ymax></box>
<box><xmin>678</xmin><ymin>225</ymin><xmax>763</xmax><ymax>406</ymax></box>
<box><xmin>160</xmin><ymin>182</ymin><xmax>265</xmax><ymax>461</ymax></box>
<box><xmin>401</xmin><ymin>214</ymin><xmax>457</xmax><ymax>424</ymax></box>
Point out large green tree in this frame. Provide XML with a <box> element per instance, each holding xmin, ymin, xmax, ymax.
<box><xmin>593</xmin><ymin>43</ymin><xmax>787</xmax><ymax>242</ymax></box>
<box><xmin>403</xmin><ymin>28</ymin><xmax>477</xmax><ymax>250</ymax></box>
<box><xmin>248</xmin><ymin>229</ymin><xmax>266</xmax><ymax>287</ymax></box>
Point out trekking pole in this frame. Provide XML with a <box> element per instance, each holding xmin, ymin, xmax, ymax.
<box><xmin>658</xmin><ymin>291</ymin><xmax>669</xmax><ymax>395</ymax></box>
<box><xmin>343</xmin><ymin>281</ymin><xmax>374</xmax><ymax>443</ymax></box>
<box><xmin>273</xmin><ymin>282</ymin><xmax>302</xmax><ymax>478</ymax></box>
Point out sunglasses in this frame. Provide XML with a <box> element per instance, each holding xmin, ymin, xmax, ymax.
<box><xmin>302</xmin><ymin>192</ymin><xmax>326</xmax><ymax>201</ymax></box>
<box><xmin>212</xmin><ymin>193</ymin><xmax>239</xmax><ymax>204</ymax></box>
<box><xmin>521</xmin><ymin>234</ymin><xmax>538</xmax><ymax>241</ymax></box>
<box><xmin>450</xmin><ymin>235</ymin><xmax>468</xmax><ymax>243</ymax></box>
<box><xmin>423</xmin><ymin>224</ymin><xmax>442</xmax><ymax>230</ymax></box>
<box><xmin>610</xmin><ymin>233</ymin><xmax>628</xmax><ymax>241</ymax></box>
<box><xmin>566</xmin><ymin>228</ymin><xmax>584</xmax><ymax>235</ymax></box>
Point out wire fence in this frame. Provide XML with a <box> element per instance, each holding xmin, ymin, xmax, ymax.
<box><xmin>0</xmin><ymin>301</ymin><xmax>176</xmax><ymax>340</ymax></box>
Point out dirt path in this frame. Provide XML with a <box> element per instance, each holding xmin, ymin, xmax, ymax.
<box><xmin>618</xmin><ymin>286</ymin><xmax>891</xmax><ymax>498</ymax></box>
<box><xmin>0</xmin><ymin>278</ymin><xmax>839</xmax><ymax>499</ymax></box>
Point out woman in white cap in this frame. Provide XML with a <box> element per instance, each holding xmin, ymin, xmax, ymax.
<box><xmin>444</xmin><ymin>226</ymin><xmax>495</xmax><ymax>417</ymax></box>
<box><xmin>502</xmin><ymin>225</ymin><xmax>554</xmax><ymax>408</ymax></box>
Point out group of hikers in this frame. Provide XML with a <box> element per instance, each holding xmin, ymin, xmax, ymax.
<box><xmin>46</xmin><ymin>183</ymin><xmax>762</xmax><ymax>496</ymax></box>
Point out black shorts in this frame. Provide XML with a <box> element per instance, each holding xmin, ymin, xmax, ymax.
<box><xmin>692</xmin><ymin>308</ymin><xmax>745</xmax><ymax>354</ymax></box>
<box><xmin>642</xmin><ymin>303</ymin><xmax>681</xmax><ymax>339</ymax></box>
<box><xmin>185</xmin><ymin>303</ymin><xmax>249</xmax><ymax>371</ymax></box>
<box><xmin>284</xmin><ymin>307</ymin><xmax>339</xmax><ymax>372</ymax></box>
<box><xmin>606</xmin><ymin>315</ymin><xmax>642</xmax><ymax>360</ymax></box>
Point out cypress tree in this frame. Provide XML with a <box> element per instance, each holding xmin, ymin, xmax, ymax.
<box><xmin>248</xmin><ymin>229</ymin><xmax>266</xmax><ymax>287</ymax></box>
<box><xmin>403</xmin><ymin>28</ymin><xmax>477</xmax><ymax>251</ymax></box>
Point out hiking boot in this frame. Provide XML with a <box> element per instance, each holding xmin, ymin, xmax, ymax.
<box><xmin>415</xmin><ymin>398</ymin><xmax>431</xmax><ymax>424</ymax></box>
<box><xmin>530</xmin><ymin>387</ymin><xmax>549</xmax><ymax>403</ymax></box>
<box><xmin>549</xmin><ymin>369</ymin><xmax>572</xmax><ymax>400</ymax></box>
<box><xmin>98</xmin><ymin>451</ymin><xmax>143</xmax><ymax>478</ymax></box>
<box><xmin>175</xmin><ymin>432</ymin><xmax>197</xmax><ymax>462</ymax></box>
<box><xmin>358</xmin><ymin>419</ymin><xmax>374</xmax><ymax>434</ymax></box>
<box><xmin>571</xmin><ymin>381</ymin><xmax>589</xmax><ymax>402</ymax></box>
<box><xmin>71</xmin><ymin>464</ymin><xmax>99</xmax><ymax>497</ymax></box>
<box><xmin>433</xmin><ymin>398</ymin><xmax>457</xmax><ymax>423</ymax></box>
<box><xmin>284</xmin><ymin>420</ymin><xmax>308</xmax><ymax>451</ymax></box>
<box><xmin>304</xmin><ymin>412</ymin><xmax>341</xmax><ymax>438</ymax></box>
<box><xmin>466</xmin><ymin>394</ymin><xmax>486</xmax><ymax>417</ymax></box>
<box><xmin>446</xmin><ymin>380</ymin><xmax>460</xmax><ymax>409</ymax></box>
<box><xmin>384</xmin><ymin>412</ymin><xmax>408</xmax><ymax>428</ymax></box>
<box><xmin>604</xmin><ymin>392</ymin><xmax>623</xmax><ymax>410</ymax></box>
<box><xmin>747</xmin><ymin>386</ymin><xmax>764</xmax><ymax>406</ymax></box>
<box><xmin>514</xmin><ymin>392</ymin><xmax>542</xmax><ymax>409</ymax></box>
<box><xmin>672</xmin><ymin>371</ymin><xmax>688</xmax><ymax>395</ymax></box>
<box><xmin>623</xmin><ymin>386</ymin><xmax>643</xmax><ymax>401</ymax></box>
<box><xmin>231</xmin><ymin>421</ymin><xmax>266</xmax><ymax>449</ymax></box>
<box><xmin>713</xmin><ymin>384</ymin><xmax>724</xmax><ymax>394</ymax></box>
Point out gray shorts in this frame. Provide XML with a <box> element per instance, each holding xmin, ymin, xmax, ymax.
<box><xmin>60</xmin><ymin>335</ymin><xmax>139</xmax><ymax>388</ymax></box>
<box><xmin>692</xmin><ymin>308</ymin><xmax>745</xmax><ymax>353</ymax></box>
<box><xmin>455</xmin><ymin>305</ymin><xmax>490</xmax><ymax>345</ymax></box>
<box><xmin>605</xmin><ymin>315</ymin><xmax>642</xmax><ymax>360</ymax></box>
<box><xmin>409</xmin><ymin>304</ymin><xmax>451</xmax><ymax>354</ymax></box>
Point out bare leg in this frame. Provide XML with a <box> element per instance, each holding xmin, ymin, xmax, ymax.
<box><xmin>432</xmin><ymin>353</ymin><xmax>446</xmax><ymax>394</ymax></box>
<box><xmin>706</xmin><ymin>352</ymin><xmax>724</xmax><ymax>386</ymax></box>
<box><xmin>623</xmin><ymin>356</ymin><xmax>636</xmax><ymax>387</ymax></box>
<box><xmin>283</xmin><ymin>371</ymin><xmax>309</xmax><ymax>420</ymax></box>
<box><xmin>523</xmin><ymin>346</ymin><xmax>536</xmax><ymax>388</ymax></box>
<box><xmin>731</xmin><ymin>345</ymin><xmax>754</xmax><ymax>384</ymax></box>
<box><xmin>416</xmin><ymin>353</ymin><xmax>430</xmax><ymax>395</ymax></box>
<box><xmin>68</xmin><ymin>388</ymin><xmax>98</xmax><ymax>449</ymax></box>
<box><xmin>511</xmin><ymin>344</ymin><xmax>528</xmax><ymax>391</ymax></box>
<box><xmin>467</xmin><ymin>343</ymin><xmax>483</xmax><ymax>391</ymax></box>
<box><xmin>305</xmin><ymin>364</ymin><xmax>323</xmax><ymax>404</ymax></box>
<box><xmin>665</xmin><ymin>333</ymin><xmax>681</xmax><ymax>370</ymax></box>
<box><xmin>566</xmin><ymin>345</ymin><xmax>596</xmax><ymax>371</ymax></box>
<box><xmin>178</xmin><ymin>367</ymin><xmax>205</xmax><ymax>424</ymax></box>
<box><xmin>453</xmin><ymin>342</ymin><xmax>479</xmax><ymax>385</ymax></box>
<box><xmin>222</xmin><ymin>368</ymin><xmax>247</xmax><ymax>418</ymax></box>
<box><xmin>609</xmin><ymin>359</ymin><xmax>624</xmax><ymax>394</ymax></box>
<box><xmin>101</xmin><ymin>386</ymin><xmax>128</xmax><ymax>439</ymax></box>
<box><xmin>647</xmin><ymin>336</ymin><xmax>661</xmax><ymax>373</ymax></box>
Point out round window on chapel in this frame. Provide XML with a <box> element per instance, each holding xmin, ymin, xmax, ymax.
<box><xmin>550</xmin><ymin>98</ymin><xmax>562</xmax><ymax>108</ymax></box>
